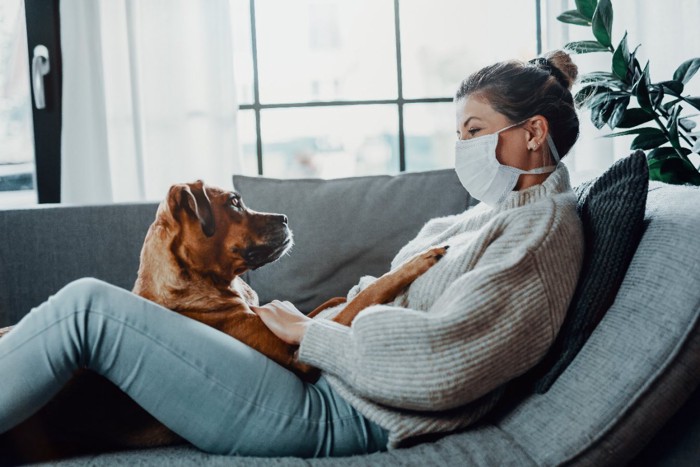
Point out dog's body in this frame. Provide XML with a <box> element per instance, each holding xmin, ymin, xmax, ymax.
<box><xmin>0</xmin><ymin>181</ymin><xmax>445</xmax><ymax>462</ymax></box>
<box><xmin>131</xmin><ymin>181</ymin><xmax>320</xmax><ymax>380</ymax></box>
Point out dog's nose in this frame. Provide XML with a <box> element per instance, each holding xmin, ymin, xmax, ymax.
<box><xmin>278</xmin><ymin>215</ymin><xmax>288</xmax><ymax>225</ymax></box>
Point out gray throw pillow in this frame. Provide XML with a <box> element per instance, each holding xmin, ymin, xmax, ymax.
<box><xmin>233</xmin><ymin>170</ymin><xmax>472</xmax><ymax>313</ymax></box>
<box><xmin>528</xmin><ymin>150</ymin><xmax>649</xmax><ymax>393</ymax></box>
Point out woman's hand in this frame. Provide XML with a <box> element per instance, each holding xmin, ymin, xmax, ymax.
<box><xmin>250</xmin><ymin>300</ymin><xmax>311</xmax><ymax>346</ymax></box>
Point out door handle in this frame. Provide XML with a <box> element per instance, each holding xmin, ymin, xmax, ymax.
<box><xmin>32</xmin><ymin>45</ymin><xmax>50</xmax><ymax>110</ymax></box>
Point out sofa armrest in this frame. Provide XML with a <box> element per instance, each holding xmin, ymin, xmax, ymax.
<box><xmin>0</xmin><ymin>202</ymin><xmax>158</xmax><ymax>326</ymax></box>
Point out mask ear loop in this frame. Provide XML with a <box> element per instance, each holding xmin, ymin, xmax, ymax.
<box><xmin>526</xmin><ymin>133</ymin><xmax>560</xmax><ymax>175</ymax></box>
<box><xmin>546</xmin><ymin>134</ymin><xmax>560</xmax><ymax>166</ymax></box>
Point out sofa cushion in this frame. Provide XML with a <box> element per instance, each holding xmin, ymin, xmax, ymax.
<box><xmin>233</xmin><ymin>170</ymin><xmax>473</xmax><ymax>313</ymax></box>
<box><xmin>496</xmin><ymin>181</ymin><xmax>700</xmax><ymax>465</ymax></box>
<box><xmin>42</xmin><ymin>425</ymin><xmax>537</xmax><ymax>466</ymax></box>
<box><xmin>525</xmin><ymin>151</ymin><xmax>649</xmax><ymax>393</ymax></box>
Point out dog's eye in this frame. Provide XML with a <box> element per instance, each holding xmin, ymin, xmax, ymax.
<box><xmin>230</xmin><ymin>196</ymin><xmax>241</xmax><ymax>208</ymax></box>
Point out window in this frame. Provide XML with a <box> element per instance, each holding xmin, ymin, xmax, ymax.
<box><xmin>0</xmin><ymin>0</ymin><xmax>36</xmax><ymax>207</ymax></box>
<box><xmin>231</xmin><ymin>0</ymin><xmax>540</xmax><ymax>178</ymax></box>
<box><xmin>3</xmin><ymin>0</ymin><xmax>541</xmax><ymax>206</ymax></box>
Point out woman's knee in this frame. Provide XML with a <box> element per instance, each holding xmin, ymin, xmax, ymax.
<box><xmin>52</xmin><ymin>277</ymin><xmax>117</xmax><ymax>312</ymax></box>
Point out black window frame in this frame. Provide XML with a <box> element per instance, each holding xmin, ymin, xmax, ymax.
<box><xmin>24</xmin><ymin>0</ymin><xmax>62</xmax><ymax>203</ymax></box>
<box><xmin>240</xmin><ymin>0</ymin><xmax>543</xmax><ymax>176</ymax></box>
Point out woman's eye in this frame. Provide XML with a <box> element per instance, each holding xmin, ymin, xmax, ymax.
<box><xmin>468</xmin><ymin>128</ymin><xmax>481</xmax><ymax>136</ymax></box>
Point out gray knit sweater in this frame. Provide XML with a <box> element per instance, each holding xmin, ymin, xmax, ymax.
<box><xmin>297</xmin><ymin>164</ymin><xmax>584</xmax><ymax>448</ymax></box>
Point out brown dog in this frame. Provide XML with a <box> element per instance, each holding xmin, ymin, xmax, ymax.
<box><xmin>0</xmin><ymin>180</ymin><xmax>446</xmax><ymax>461</ymax></box>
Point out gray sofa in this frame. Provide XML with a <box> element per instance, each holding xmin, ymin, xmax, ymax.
<box><xmin>0</xmin><ymin>169</ymin><xmax>698</xmax><ymax>466</ymax></box>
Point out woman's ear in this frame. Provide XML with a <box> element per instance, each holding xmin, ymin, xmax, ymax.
<box><xmin>523</xmin><ymin>115</ymin><xmax>549</xmax><ymax>151</ymax></box>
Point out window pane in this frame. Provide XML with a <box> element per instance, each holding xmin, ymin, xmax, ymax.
<box><xmin>404</xmin><ymin>102</ymin><xmax>455</xmax><ymax>172</ymax></box>
<box><xmin>256</xmin><ymin>0</ymin><xmax>397</xmax><ymax>103</ymax></box>
<box><xmin>0</xmin><ymin>0</ymin><xmax>36</xmax><ymax>207</ymax></box>
<box><xmin>230</xmin><ymin>0</ymin><xmax>255</xmax><ymax>105</ymax></box>
<box><xmin>400</xmin><ymin>0</ymin><xmax>538</xmax><ymax>99</ymax></box>
<box><xmin>237</xmin><ymin>109</ymin><xmax>259</xmax><ymax>176</ymax></box>
<box><xmin>260</xmin><ymin>105</ymin><xmax>398</xmax><ymax>178</ymax></box>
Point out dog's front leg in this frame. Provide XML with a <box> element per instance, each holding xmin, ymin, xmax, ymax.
<box><xmin>330</xmin><ymin>246</ymin><xmax>448</xmax><ymax>326</ymax></box>
<box><xmin>306</xmin><ymin>297</ymin><xmax>347</xmax><ymax>319</ymax></box>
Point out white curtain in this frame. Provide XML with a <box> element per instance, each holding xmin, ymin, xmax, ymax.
<box><xmin>60</xmin><ymin>0</ymin><xmax>241</xmax><ymax>204</ymax></box>
<box><xmin>543</xmin><ymin>0</ymin><xmax>700</xmax><ymax>186</ymax></box>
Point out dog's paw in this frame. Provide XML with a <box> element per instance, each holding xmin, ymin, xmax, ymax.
<box><xmin>431</xmin><ymin>245</ymin><xmax>450</xmax><ymax>261</ymax></box>
<box><xmin>419</xmin><ymin>245</ymin><xmax>449</xmax><ymax>263</ymax></box>
<box><xmin>398</xmin><ymin>245</ymin><xmax>450</xmax><ymax>278</ymax></box>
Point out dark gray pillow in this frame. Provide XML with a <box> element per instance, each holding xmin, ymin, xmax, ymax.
<box><xmin>233</xmin><ymin>170</ymin><xmax>473</xmax><ymax>313</ymax></box>
<box><xmin>528</xmin><ymin>150</ymin><xmax>649</xmax><ymax>393</ymax></box>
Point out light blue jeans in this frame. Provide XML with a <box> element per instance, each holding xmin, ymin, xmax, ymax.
<box><xmin>0</xmin><ymin>278</ymin><xmax>388</xmax><ymax>457</ymax></box>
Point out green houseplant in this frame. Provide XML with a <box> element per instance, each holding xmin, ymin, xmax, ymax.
<box><xmin>558</xmin><ymin>0</ymin><xmax>700</xmax><ymax>185</ymax></box>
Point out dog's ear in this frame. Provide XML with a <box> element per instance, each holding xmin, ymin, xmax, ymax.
<box><xmin>168</xmin><ymin>181</ymin><xmax>216</xmax><ymax>237</ymax></box>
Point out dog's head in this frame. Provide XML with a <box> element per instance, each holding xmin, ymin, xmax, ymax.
<box><xmin>162</xmin><ymin>180</ymin><xmax>293</xmax><ymax>281</ymax></box>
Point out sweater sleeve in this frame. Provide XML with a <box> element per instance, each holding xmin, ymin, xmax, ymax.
<box><xmin>298</xmin><ymin>243</ymin><xmax>557</xmax><ymax>412</ymax></box>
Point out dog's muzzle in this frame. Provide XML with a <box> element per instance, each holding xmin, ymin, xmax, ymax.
<box><xmin>243</xmin><ymin>230</ymin><xmax>293</xmax><ymax>269</ymax></box>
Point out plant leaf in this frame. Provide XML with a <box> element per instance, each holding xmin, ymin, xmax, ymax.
<box><xmin>631</xmin><ymin>128</ymin><xmax>667</xmax><ymax>149</ymax></box>
<box><xmin>612</xmin><ymin>32</ymin><xmax>630</xmax><ymax>83</ymax></box>
<box><xmin>657</xmin><ymin>80</ymin><xmax>684</xmax><ymax>96</ymax></box>
<box><xmin>648</xmin><ymin>148</ymin><xmax>700</xmax><ymax>185</ymax></box>
<box><xmin>651</xmin><ymin>86</ymin><xmax>664</xmax><ymax>110</ymax></box>
<box><xmin>673</xmin><ymin>58</ymin><xmax>700</xmax><ymax>85</ymax></box>
<box><xmin>616</xmin><ymin>108</ymin><xmax>655</xmax><ymax>128</ymax></box>
<box><xmin>590</xmin><ymin>99</ymin><xmax>615</xmax><ymax>129</ymax></box>
<box><xmin>578</xmin><ymin>71</ymin><xmax>626</xmax><ymax>91</ymax></box>
<box><xmin>633</xmin><ymin>62</ymin><xmax>653</xmax><ymax>112</ymax></box>
<box><xmin>627</xmin><ymin>44</ymin><xmax>642</xmax><ymax>79</ymax></box>
<box><xmin>683</xmin><ymin>96</ymin><xmax>700</xmax><ymax>111</ymax></box>
<box><xmin>575</xmin><ymin>0</ymin><xmax>598</xmax><ymax>20</ymax></box>
<box><xmin>608</xmin><ymin>96</ymin><xmax>630</xmax><ymax>129</ymax></box>
<box><xmin>585</xmin><ymin>90</ymin><xmax>629</xmax><ymax>110</ymax></box>
<box><xmin>590</xmin><ymin>94</ymin><xmax>630</xmax><ymax>129</ymax></box>
<box><xmin>564</xmin><ymin>40</ymin><xmax>609</xmax><ymax>54</ymax></box>
<box><xmin>647</xmin><ymin>146</ymin><xmax>691</xmax><ymax>161</ymax></box>
<box><xmin>592</xmin><ymin>0</ymin><xmax>613</xmax><ymax>48</ymax></box>
<box><xmin>667</xmin><ymin>105</ymin><xmax>682</xmax><ymax>151</ymax></box>
<box><xmin>602</xmin><ymin>127</ymin><xmax>659</xmax><ymax>138</ymax></box>
<box><xmin>557</xmin><ymin>10</ymin><xmax>591</xmax><ymax>26</ymax></box>
<box><xmin>663</xmin><ymin>98</ymin><xmax>682</xmax><ymax>111</ymax></box>
<box><xmin>679</xmin><ymin>118</ymin><xmax>697</xmax><ymax>131</ymax></box>
<box><xmin>579</xmin><ymin>71</ymin><xmax>623</xmax><ymax>83</ymax></box>
<box><xmin>574</xmin><ymin>85</ymin><xmax>617</xmax><ymax>107</ymax></box>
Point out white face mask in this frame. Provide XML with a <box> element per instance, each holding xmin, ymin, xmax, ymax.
<box><xmin>454</xmin><ymin>120</ymin><xmax>560</xmax><ymax>206</ymax></box>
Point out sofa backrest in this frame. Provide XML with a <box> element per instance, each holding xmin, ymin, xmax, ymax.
<box><xmin>493</xmin><ymin>182</ymin><xmax>700</xmax><ymax>465</ymax></box>
<box><xmin>0</xmin><ymin>170</ymin><xmax>473</xmax><ymax>323</ymax></box>
<box><xmin>234</xmin><ymin>169</ymin><xmax>474</xmax><ymax>312</ymax></box>
<box><xmin>0</xmin><ymin>203</ymin><xmax>158</xmax><ymax>325</ymax></box>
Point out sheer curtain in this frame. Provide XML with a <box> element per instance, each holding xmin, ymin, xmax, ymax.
<box><xmin>60</xmin><ymin>0</ymin><xmax>241</xmax><ymax>204</ymax></box>
<box><xmin>542</xmin><ymin>0</ymin><xmax>700</xmax><ymax>186</ymax></box>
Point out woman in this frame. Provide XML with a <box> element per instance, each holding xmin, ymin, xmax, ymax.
<box><xmin>0</xmin><ymin>50</ymin><xmax>583</xmax><ymax>457</ymax></box>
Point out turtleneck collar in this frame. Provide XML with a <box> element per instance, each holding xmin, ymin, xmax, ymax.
<box><xmin>493</xmin><ymin>162</ymin><xmax>573</xmax><ymax>211</ymax></box>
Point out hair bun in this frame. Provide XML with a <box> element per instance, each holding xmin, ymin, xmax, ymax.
<box><xmin>543</xmin><ymin>50</ymin><xmax>578</xmax><ymax>90</ymax></box>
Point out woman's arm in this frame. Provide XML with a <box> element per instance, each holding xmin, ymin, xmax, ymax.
<box><xmin>297</xmin><ymin>248</ymin><xmax>554</xmax><ymax>412</ymax></box>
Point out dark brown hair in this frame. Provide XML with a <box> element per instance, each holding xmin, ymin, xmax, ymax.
<box><xmin>455</xmin><ymin>50</ymin><xmax>580</xmax><ymax>158</ymax></box>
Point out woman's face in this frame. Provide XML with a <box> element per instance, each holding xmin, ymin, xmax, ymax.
<box><xmin>455</xmin><ymin>95</ymin><xmax>530</xmax><ymax>170</ymax></box>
